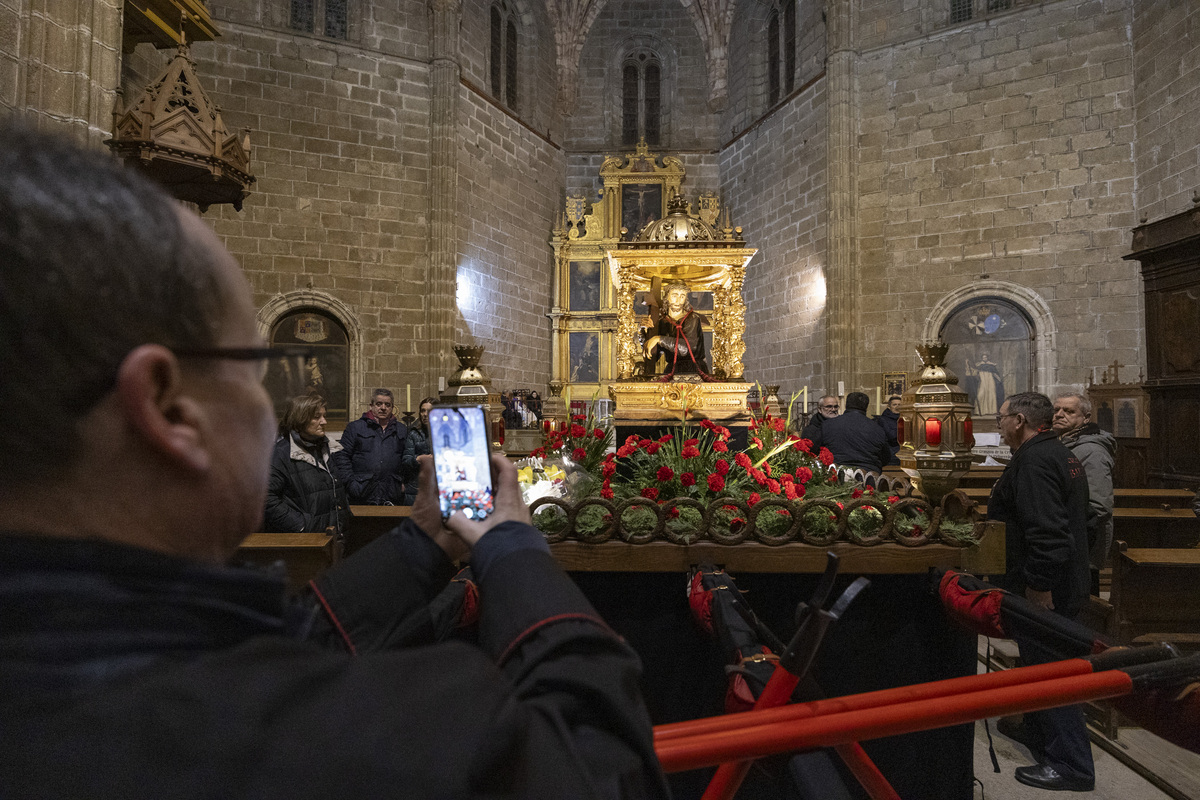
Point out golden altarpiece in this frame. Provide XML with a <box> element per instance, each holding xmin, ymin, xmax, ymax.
<box><xmin>549</xmin><ymin>143</ymin><xmax>757</xmax><ymax>425</ymax></box>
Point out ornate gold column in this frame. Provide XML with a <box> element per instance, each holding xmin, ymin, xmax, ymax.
<box><xmin>826</xmin><ymin>0</ymin><xmax>859</xmax><ymax>388</ymax></box>
<box><xmin>426</xmin><ymin>0</ymin><xmax>462</xmax><ymax>389</ymax></box>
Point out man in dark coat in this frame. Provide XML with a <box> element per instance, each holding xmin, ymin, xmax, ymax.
<box><xmin>988</xmin><ymin>392</ymin><xmax>1094</xmax><ymax>792</ymax></box>
<box><xmin>877</xmin><ymin>394</ymin><xmax>902</xmax><ymax>466</ymax></box>
<box><xmin>0</xmin><ymin>123</ymin><xmax>669</xmax><ymax>800</ymax></box>
<box><xmin>818</xmin><ymin>392</ymin><xmax>892</xmax><ymax>474</ymax></box>
<box><xmin>333</xmin><ymin>388</ymin><xmax>412</xmax><ymax>505</ymax></box>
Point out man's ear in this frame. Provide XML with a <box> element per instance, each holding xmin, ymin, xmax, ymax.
<box><xmin>115</xmin><ymin>344</ymin><xmax>212</xmax><ymax>473</ymax></box>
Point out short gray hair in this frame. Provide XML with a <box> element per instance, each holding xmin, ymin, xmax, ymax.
<box><xmin>371</xmin><ymin>389</ymin><xmax>394</xmax><ymax>402</ymax></box>
<box><xmin>1053</xmin><ymin>392</ymin><xmax>1092</xmax><ymax>417</ymax></box>
<box><xmin>1006</xmin><ymin>392</ymin><xmax>1054</xmax><ymax>431</ymax></box>
<box><xmin>0</xmin><ymin>120</ymin><xmax>224</xmax><ymax>482</ymax></box>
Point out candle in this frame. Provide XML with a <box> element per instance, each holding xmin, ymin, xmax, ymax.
<box><xmin>925</xmin><ymin>417</ymin><xmax>942</xmax><ymax>447</ymax></box>
<box><xmin>564</xmin><ymin>385</ymin><xmax>571</xmax><ymax>412</ymax></box>
<box><xmin>406</xmin><ymin>384</ymin><xmax>412</xmax><ymax>412</ymax></box>
<box><xmin>802</xmin><ymin>386</ymin><xmax>808</xmax><ymax>414</ymax></box>
<box><xmin>837</xmin><ymin>381</ymin><xmax>845</xmax><ymax>397</ymax></box>
<box><xmin>876</xmin><ymin>386</ymin><xmax>881</xmax><ymax>412</ymax></box>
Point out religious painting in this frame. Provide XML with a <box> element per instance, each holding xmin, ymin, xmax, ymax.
<box><xmin>1094</xmin><ymin>395</ymin><xmax>1148</xmax><ymax>438</ymax></box>
<box><xmin>688</xmin><ymin>290</ymin><xmax>714</xmax><ymax>312</ymax></box>
<box><xmin>939</xmin><ymin>299</ymin><xmax>1032</xmax><ymax>427</ymax></box>
<box><xmin>568</xmin><ymin>260</ymin><xmax>602</xmax><ymax>311</ymax></box>
<box><xmin>568</xmin><ymin>331</ymin><xmax>600</xmax><ymax>383</ymax></box>
<box><xmin>883</xmin><ymin>372</ymin><xmax>907</xmax><ymax>400</ymax></box>
<box><xmin>621</xmin><ymin>183</ymin><xmax>661</xmax><ymax>241</ymax></box>
<box><xmin>267</xmin><ymin>309</ymin><xmax>350</xmax><ymax>427</ymax></box>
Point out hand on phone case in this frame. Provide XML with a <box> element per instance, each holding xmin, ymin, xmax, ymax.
<box><xmin>445</xmin><ymin>453</ymin><xmax>531</xmax><ymax>548</ymax></box>
<box><xmin>411</xmin><ymin>455</ymin><xmax>468</xmax><ymax>562</ymax></box>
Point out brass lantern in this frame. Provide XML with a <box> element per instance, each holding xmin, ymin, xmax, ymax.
<box><xmin>898</xmin><ymin>342</ymin><xmax>975</xmax><ymax>503</ymax></box>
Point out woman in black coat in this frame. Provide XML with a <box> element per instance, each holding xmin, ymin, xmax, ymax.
<box><xmin>264</xmin><ymin>395</ymin><xmax>350</xmax><ymax>534</ymax></box>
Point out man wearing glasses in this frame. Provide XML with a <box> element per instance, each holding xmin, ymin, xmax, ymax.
<box><xmin>0</xmin><ymin>122</ymin><xmax>667</xmax><ymax>800</ymax></box>
<box><xmin>800</xmin><ymin>394</ymin><xmax>841</xmax><ymax>446</ymax></box>
<box><xmin>987</xmin><ymin>392</ymin><xmax>1094</xmax><ymax>792</ymax></box>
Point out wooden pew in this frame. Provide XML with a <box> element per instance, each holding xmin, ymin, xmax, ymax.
<box><xmin>234</xmin><ymin>532</ymin><xmax>342</xmax><ymax>592</ymax></box>
<box><xmin>346</xmin><ymin>505</ymin><xmax>413</xmax><ymax>556</ymax></box>
<box><xmin>1107</xmin><ymin>542</ymin><xmax>1200</xmax><ymax>651</ymax></box>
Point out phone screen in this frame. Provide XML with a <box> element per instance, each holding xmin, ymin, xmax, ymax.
<box><xmin>429</xmin><ymin>404</ymin><xmax>495</xmax><ymax>520</ymax></box>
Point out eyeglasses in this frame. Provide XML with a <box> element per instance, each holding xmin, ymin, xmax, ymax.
<box><xmin>819</xmin><ymin>404</ymin><xmax>839</xmax><ymax>410</ymax></box>
<box><xmin>174</xmin><ymin>345</ymin><xmax>316</xmax><ymax>383</ymax></box>
<box><xmin>994</xmin><ymin>412</ymin><xmax>1019</xmax><ymax>425</ymax></box>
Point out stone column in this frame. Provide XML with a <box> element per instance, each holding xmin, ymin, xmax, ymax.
<box><xmin>825</xmin><ymin>0</ymin><xmax>858</xmax><ymax>388</ymax></box>
<box><xmin>1</xmin><ymin>0</ymin><xmax>123</xmax><ymax>143</ymax></box>
<box><xmin>425</xmin><ymin>0</ymin><xmax>462</xmax><ymax>391</ymax></box>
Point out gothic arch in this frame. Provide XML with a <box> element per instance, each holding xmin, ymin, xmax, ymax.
<box><xmin>923</xmin><ymin>281</ymin><xmax>1057</xmax><ymax>393</ymax></box>
<box><xmin>257</xmin><ymin>290</ymin><xmax>366</xmax><ymax>415</ymax></box>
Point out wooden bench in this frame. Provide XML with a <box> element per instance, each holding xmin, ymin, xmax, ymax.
<box><xmin>1108</xmin><ymin>542</ymin><xmax>1200</xmax><ymax>650</ymax></box>
<box><xmin>234</xmin><ymin>532</ymin><xmax>342</xmax><ymax>592</ymax></box>
<box><xmin>346</xmin><ymin>505</ymin><xmax>413</xmax><ymax>555</ymax></box>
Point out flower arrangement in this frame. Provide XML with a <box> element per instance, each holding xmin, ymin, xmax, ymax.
<box><xmin>524</xmin><ymin>391</ymin><xmax>981</xmax><ymax>547</ymax></box>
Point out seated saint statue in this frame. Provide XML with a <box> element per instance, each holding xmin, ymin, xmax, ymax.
<box><xmin>643</xmin><ymin>282</ymin><xmax>710</xmax><ymax>379</ymax></box>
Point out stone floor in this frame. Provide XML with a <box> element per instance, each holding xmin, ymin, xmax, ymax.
<box><xmin>973</xmin><ymin>637</ymin><xmax>1200</xmax><ymax>800</ymax></box>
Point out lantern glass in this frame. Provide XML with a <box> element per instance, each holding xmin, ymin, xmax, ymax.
<box><xmin>925</xmin><ymin>417</ymin><xmax>942</xmax><ymax>447</ymax></box>
<box><xmin>897</xmin><ymin>416</ymin><xmax>905</xmax><ymax>446</ymax></box>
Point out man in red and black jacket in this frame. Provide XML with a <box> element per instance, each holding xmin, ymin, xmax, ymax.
<box><xmin>988</xmin><ymin>391</ymin><xmax>1094</xmax><ymax>792</ymax></box>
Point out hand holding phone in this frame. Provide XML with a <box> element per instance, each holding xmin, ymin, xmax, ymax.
<box><xmin>429</xmin><ymin>404</ymin><xmax>496</xmax><ymax>522</ymax></box>
<box><xmin>444</xmin><ymin>452</ymin><xmax>531</xmax><ymax>548</ymax></box>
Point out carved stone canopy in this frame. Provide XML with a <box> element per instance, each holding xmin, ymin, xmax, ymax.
<box><xmin>106</xmin><ymin>41</ymin><xmax>254</xmax><ymax>212</ymax></box>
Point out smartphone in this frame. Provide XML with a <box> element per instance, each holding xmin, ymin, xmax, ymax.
<box><xmin>428</xmin><ymin>404</ymin><xmax>495</xmax><ymax>521</ymax></box>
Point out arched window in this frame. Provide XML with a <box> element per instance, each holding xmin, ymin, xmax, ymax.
<box><xmin>939</xmin><ymin>298</ymin><xmax>1033</xmax><ymax>425</ymax></box>
<box><xmin>490</xmin><ymin>1</ymin><xmax>518</xmax><ymax>108</ymax></box>
<box><xmin>621</xmin><ymin>51</ymin><xmax>661</xmax><ymax>146</ymax></box>
<box><xmin>289</xmin><ymin>0</ymin><xmax>349</xmax><ymax>39</ymax></box>
<box><xmin>766</xmin><ymin>0</ymin><xmax>796</xmax><ymax>107</ymax></box>
<box><xmin>267</xmin><ymin>309</ymin><xmax>351</xmax><ymax>427</ymax></box>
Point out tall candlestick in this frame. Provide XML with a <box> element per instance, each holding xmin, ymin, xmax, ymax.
<box><xmin>564</xmin><ymin>385</ymin><xmax>571</xmax><ymax>413</ymax></box>
<box><xmin>406</xmin><ymin>384</ymin><xmax>412</xmax><ymax>411</ymax></box>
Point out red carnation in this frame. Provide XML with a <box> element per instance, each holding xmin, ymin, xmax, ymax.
<box><xmin>716</xmin><ymin>426</ymin><xmax>731</xmax><ymax>439</ymax></box>
<box><xmin>625</xmin><ymin>435</ymin><xmax>640</xmax><ymax>446</ymax></box>
<box><xmin>645</xmin><ymin>443</ymin><xmax>662</xmax><ymax>455</ymax></box>
<box><xmin>605</xmin><ymin>452</ymin><xmax>616</xmax><ymax>463</ymax></box>
<box><xmin>593</xmin><ymin>427</ymin><xmax>605</xmax><ymax>438</ymax></box>
<box><xmin>715</xmin><ymin>459</ymin><xmax>730</xmax><ymax>476</ymax></box>
<box><xmin>747</xmin><ymin>492</ymin><xmax>761</xmax><ymax>507</ymax></box>
<box><xmin>669</xmin><ymin>507</ymin><xmax>681</xmax><ymax>518</ymax></box>
<box><xmin>616</xmin><ymin>444</ymin><xmax>636</xmax><ymax>458</ymax></box>
<box><xmin>571</xmin><ymin>424</ymin><xmax>586</xmax><ymax>438</ymax></box>
<box><xmin>887</xmin><ymin>495</ymin><xmax>900</xmax><ymax>505</ymax></box>
<box><xmin>713</xmin><ymin>440</ymin><xmax>728</xmax><ymax>452</ymax></box>
<box><xmin>601</xmin><ymin>484</ymin><xmax>614</xmax><ymax>500</ymax></box>
<box><xmin>798</xmin><ymin>438</ymin><xmax>813</xmax><ymax>454</ymax></box>
<box><xmin>572</xmin><ymin>447</ymin><xmax>587</xmax><ymax>461</ymax></box>
<box><xmin>707</xmin><ymin>473</ymin><xmax>726</xmax><ymax>492</ymax></box>
<box><xmin>784</xmin><ymin>482</ymin><xmax>799</xmax><ymax>500</ymax></box>
<box><xmin>656</xmin><ymin>465</ymin><xmax>675</xmax><ymax>482</ymax></box>
<box><xmin>796</xmin><ymin>466</ymin><xmax>813</xmax><ymax>484</ymax></box>
<box><xmin>602</xmin><ymin>462</ymin><xmax>616</xmax><ymax>478</ymax></box>
<box><xmin>734</xmin><ymin>452</ymin><xmax>752</xmax><ymax>468</ymax></box>
<box><xmin>684</xmin><ymin>438</ymin><xmax>699</xmax><ymax>448</ymax></box>
<box><xmin>680</xmin><ymin>472</ymin><xmax>696</xmax><ymax>487</ymax></box>
<box><xmin>780</xmin><ymin>473</ymin><xmax>794</xmax><ymax>483</ymax></box>
<box><xmin>659</xmin><ymin>434</ymin><xmax>674</xmax><ymax>443</ymax></box>
<box><xmin>771</xmin><ymin>417</ymin><xmax>785</xmax><ymax>432</ymax></box>
<box><xmin>763</xmin><ymin>463</ymin><xmax>772</xmax><ymax>476</ymax></box>
<box><xmin>682</xmin><ymin>445</ymin><xmax>700</xmax><ymax>459</ymax></box>
<box><xmin>818</xmin><ymin>447</ymin><xmax>835</xmax><ymax>466</ymax></box>
<box><xmin>700</xmin><ymin>419</ymin><xmax>715</xmax><ymax>430</ymax></box>
<box><xmin>530</xmin><ymin>447</ymin><xmax>545</xmax><ymax>458</ymax></box>
<box><xmin>641</xmin><ymin>487</ymin><xmax>659</xmax><ymax>500</ymax></box>
<box><xmin>751</xmin><ymin>436</ymin><xmax>763</xmax><ymax>449</ymax></box>
<box><xmin>851</xmin><ymin>488</ymin><xmax>863</xmax><ymax>499</ymax></box>
<box><xmin>572</xmin><ymin>414</ymin><xmax>586</xmax><ymax>422</ymax></box>
<box><xmin>766</xmin><ymin>479</ymin><xmax>781</xmax><ymax>494</ymax></box>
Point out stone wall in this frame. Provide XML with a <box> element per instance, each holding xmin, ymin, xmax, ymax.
<box><xmin>455</xmin><ymin>85</ymin><xmax>563</xmax><ymax>390</ymax></box>
<box><xmin>852</xmin><ymin>0</ymin><xmax>1143</xmax><ymax>392</ymax></box>
<box><xmin>1132</xmin><ymin>1</ymin><xmax>1200</xmax><ymax>224</ymax></box>
<box><xmin>189</xmin><ymin>4</ymin><xmax>437</xmax><ymax>409</ymax></box>
<box><xmin>0</xmin><ymin>0</ymin><xmax>122</xmax><ymax>142</ymax></box>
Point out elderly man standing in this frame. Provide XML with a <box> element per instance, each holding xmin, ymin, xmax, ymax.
<box><xmin>1053</xmin><ymin>392</ymin><xmax>1116</xmax><ymax>594</ymax></box>
<box><xmin>333</xmin><ymin>388</ymin><xmax>412</xmax><ymax>505</ymax></box>
<box><xmin>0</xmin><ymin>122</ymin><xmax>667</xmax><ymax>800</ymax></box>
<box><xmin>989</xmin><ymin>392</ymin><xmax>1094</xmax><ymax>792</ymax></box>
